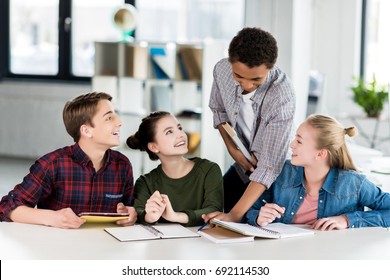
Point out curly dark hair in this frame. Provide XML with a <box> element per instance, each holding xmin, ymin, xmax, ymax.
<box><xmin>228</xmin><ymin>27</ymin><xmax>278</xmax><ymax>69</ymax></box>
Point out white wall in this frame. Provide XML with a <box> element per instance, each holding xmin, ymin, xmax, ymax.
<box><xmin>246</xmin><ymin>0</ymin><xmax>363</xmax><ymax>120</ymax></box>
<box><xmin>0</xmin><ymin>82</ymin><xmax>90</xmax><ymax>158</ymax></box>
<box><xmin>310</xmin><ymin>0</ymin><xmax>362</xmax><ymax>116</ymax></box>
<box><xmin>245</xmin><ymin>0</ymin><xmax>312</xmax><ymax>125</ymax></box>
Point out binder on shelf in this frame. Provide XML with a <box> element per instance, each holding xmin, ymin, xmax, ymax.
<box><xmin>123</xmin><ymin>44</ymin><xmax>148</xmax><ymax>79</ymax></box>
<box><xmin>152</xmin><ymin>55</ymin><xmax>175</xmax><ymax>79</ymax></box>
<box><xmin>176</xmin><ymin>53</ymin><xmax>188</xmax><ymax>80</ymax></box>
<box><xmin>177</xmin><ymin>47</ymin><xmax>202</xmax><ymax>81</ymax></box>
<box><xmin>150</xmin><ymin>47</ymin><xmax>175</xmax><ymax>79</ymax></box>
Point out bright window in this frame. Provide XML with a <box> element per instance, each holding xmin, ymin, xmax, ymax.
<box><xmin>10</xmin><ymin>0</ymin><xmax>59</xmax><ymax>75</ymax></box>
<box><xmin>5</xmin><ymin>0</ymin><xmax>244</xmax><ymax>79</ymax></box>
<box><xmin>364</xmin><ymin>0</ymin><xmax>390</xmax><ymax>85</ymax></box>
<box><xmin>135</xmin><ymin>0</ymin><xmax>244</xmax><ymax>42</ymax></box>
<box><xmin>72</xmin><ymin>0</ymin><xmax>124</xmax><ymax>76</ymax></box>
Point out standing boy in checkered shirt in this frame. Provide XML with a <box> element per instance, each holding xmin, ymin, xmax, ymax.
<box><xmin>206</xmin><ymin>27</ymin><xmax>296</xmax><ymax>223</ymax></box>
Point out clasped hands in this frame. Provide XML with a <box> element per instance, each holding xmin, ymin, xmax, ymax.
<box><xmin>145</xmin><ymin>190</ymin><xmax>186</xmax><ymax>224</ymax></box>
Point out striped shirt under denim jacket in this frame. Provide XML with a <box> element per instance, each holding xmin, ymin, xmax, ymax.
<box><xmin>209</xmin><ymin>58</ymin><xmax>296</xmax><ymax>188</ymax></box>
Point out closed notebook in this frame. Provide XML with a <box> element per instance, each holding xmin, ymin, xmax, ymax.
<box><xmin>199</xmin><ymin>226</ymin><xmax>254</xmax><ymax>244</ymax></box>
<box><xmin>212</xmin><ymin>219</ymin><xmax>314</xmax><ymax>239</ymax></box>
<box><xmin>104</xmin><ymin>224</ymin><xmax>200</xmax><ymax>242</ymax></box>
<box><xmin>221</xmin><ymin>123</ymin><xmax>252</xmax><ymax>162</ymax></box>
<box><xmin>78</xmin><ymin>212</ymin><xmax>129</xmax><ymax>223</ymax></box>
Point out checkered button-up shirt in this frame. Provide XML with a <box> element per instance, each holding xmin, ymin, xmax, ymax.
<box><xmin>209</xmin><ymin>58</ymin><xmax>296</xmax><ymax>187</ymax></box>
<box><xmin>0</xmin><ymin>143</ymin><xmax>134</xmax><ymax>221</ymax></box>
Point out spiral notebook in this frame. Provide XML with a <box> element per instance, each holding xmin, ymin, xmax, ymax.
<box><xmin>104</xmin><ymin>224</ymin><xmax>200</xmax><ymax>242</ymax></box>
<box><xmin>199</xmin><ymin>226</ymin><xmax>254</xmax><ymax>243</ymax></box>
<box><xmin>212</xmin><ymin>219</ymin><xmax>314</xmax><ymax>239</ymax></box>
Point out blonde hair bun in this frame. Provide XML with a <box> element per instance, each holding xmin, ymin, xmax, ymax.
<box><xmin>344</xmin><ymin>126</ymin><xmax>358</xmax><ymax>137</ymax></box>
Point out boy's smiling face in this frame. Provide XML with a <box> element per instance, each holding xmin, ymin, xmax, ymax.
<box><xmin>87</xmin><ymin>99</ymin><xmax>122</xmax><ymax>149</ymax></box>
<box><xmin>231</xmin><ymin>61</ymin><xmax>270</xmax><ymax>94</ymax></box>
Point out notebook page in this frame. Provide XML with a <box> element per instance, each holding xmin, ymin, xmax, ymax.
<box><xmin>213</xmin><ymin>221</ymin><xmax>280</xmax><ymax>238</ymax></box>
<box><xmin>213</xmin><ymin>220</ymin><xmax>314</xmax><ymax>239</ymax></box>
<box><xmin>154</xmin><ymin>224</ymin><xmax>200</xmax><ymax>239</ymax></box>
<box><xmin>104</xmin><ymin>225</ymin><xmax>158</xmax><ymax>241</ymax></box>
<box><xmin>264</xmin><ymin>223</ymin><xmax>314</xmax><ymax>238</ymax></box>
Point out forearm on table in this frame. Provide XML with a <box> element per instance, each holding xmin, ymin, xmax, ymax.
<box><xmin>163</xmin><ymin>211</ymin><xmax>189</xmax><ymax>224</ymax></box>
<box><xmin>9</xmin><ymin>205</ymin><xmax>55</xmax><ymax>226</ymax></box>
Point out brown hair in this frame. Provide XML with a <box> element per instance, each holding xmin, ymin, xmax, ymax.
<box><xmin>126</xmin><ymin>111</ymin><xmax>171</xmax><ymax>161</ymax></box>
<box><xmin>306</xmin><ymin>114</ymin><xmax>358</xmax><ymax>170</ymax></box>
<box><xmin>63</xmin><ymin>92</ymin><xmax>112</xmax><ymax>142</ymax></box>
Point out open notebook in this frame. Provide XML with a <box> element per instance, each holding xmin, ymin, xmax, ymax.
<box><xmin>212</xmin><ymin>219</ymin><xmax>314</xmax><ymax>239</ymax></box>
<box><xmin>104</xmin><ymin>224</ymin><xmax>200</xmax><ymax>242</ymax></box>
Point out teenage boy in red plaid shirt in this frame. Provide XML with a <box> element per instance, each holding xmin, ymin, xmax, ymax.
<box><xmin>0</xmin><ymin>92</ymin><xmax>137</xmax><ymax>228</ymax></box>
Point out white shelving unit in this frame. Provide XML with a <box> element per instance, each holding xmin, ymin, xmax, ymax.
<box><xmin>92</xmin><ymin>40</ymin><xmax>227</xmax><ymax>176</ymax></box>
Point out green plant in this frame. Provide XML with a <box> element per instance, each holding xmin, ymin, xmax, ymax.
<box><xmin>351</xmin><ymin>76</ymin><xmax>388</xmax><ymax>118</ymax></box>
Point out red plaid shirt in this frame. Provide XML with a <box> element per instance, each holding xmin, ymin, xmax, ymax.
<box><xmin>0</xmin><ymin>143</ymin><xmax>134</xmax><ymax>221</ymax></box>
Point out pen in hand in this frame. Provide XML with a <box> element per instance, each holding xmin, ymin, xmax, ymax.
<box><xmin>197</xmin><ymin>221</ymin><xmax>209</xmax><ymax>232</ymax></box>
<box><xmin>262</xmin><ymin>199</ymin><xmax>284</xmax><ymax>217</ymax></box>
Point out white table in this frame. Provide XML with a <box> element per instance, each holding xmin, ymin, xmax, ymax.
<box><xmin>1</xmin><ymin>222</ymin><xmax>390</xmax><ymax>260</ymax></box>
<box><xmin>359</xmin><ymin>156</ymin><xmax>390</xmax><ymax>193</ymax></box>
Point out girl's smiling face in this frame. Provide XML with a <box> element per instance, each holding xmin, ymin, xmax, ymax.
<box><xmin>290</xmin><ymin>122</ymin><xmax>322</xmax><ymax>167</ymax></box>
<box><xmin>148</xmin><ymin>115</ymin><xmax>188</xmax><ymax>157</ymax></box>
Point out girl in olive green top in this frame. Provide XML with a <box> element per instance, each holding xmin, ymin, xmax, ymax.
<box><xmin>127</xmin><ymin>111</ymin><xmax>223</xmax><ymax>226</ymax></box>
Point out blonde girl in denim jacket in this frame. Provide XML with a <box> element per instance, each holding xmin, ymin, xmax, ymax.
<box><xmin>246</xmin><ymin>114</ymin><xmax>390</xmax><ymax>230</ymax></box>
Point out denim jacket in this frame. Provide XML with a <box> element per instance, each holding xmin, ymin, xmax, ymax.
<box><xmin>246</xmin><ymin>160</ymin><xmax>390</xmax><ymax>228</ymax></box>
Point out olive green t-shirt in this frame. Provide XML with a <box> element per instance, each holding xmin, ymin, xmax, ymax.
<box><xmin>133</xmin><ymin>157</ymin><xmax>223</xmax><ymax>226</ymax></box>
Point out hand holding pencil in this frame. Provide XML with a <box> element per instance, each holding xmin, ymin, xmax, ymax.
<box><xmin>256</xmin><ymin>200</ymin><xmax>285</xmax><ymax>227</ymax></box>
